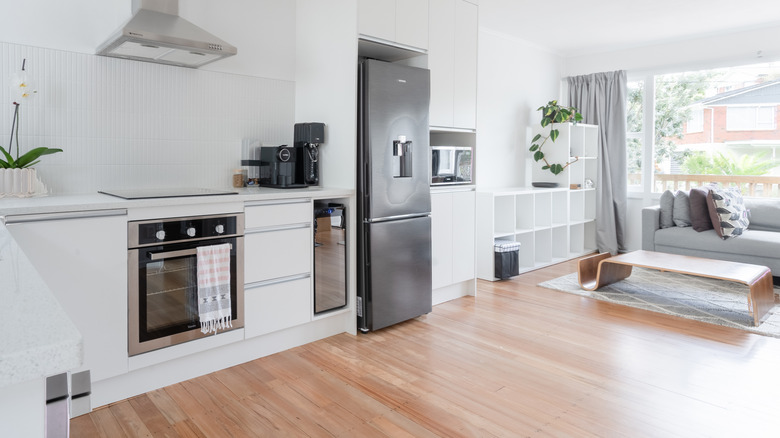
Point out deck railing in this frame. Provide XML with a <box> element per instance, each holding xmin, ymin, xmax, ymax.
<box><xmin>627</xmin><ymin>174</ymin><xmax>780</xmax><ymax>197</ymax></box>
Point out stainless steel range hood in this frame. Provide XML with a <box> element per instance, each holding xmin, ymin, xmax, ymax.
<box><xmin>97</xmin><ymin>0</ymin><xmax>237</xmax><ymax>68</ymax></box>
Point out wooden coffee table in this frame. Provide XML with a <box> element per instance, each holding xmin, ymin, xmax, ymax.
<box><xmin>577</xmin><ymin>250</ymin><xmax>775</xmax><ymax>326</ymax></box>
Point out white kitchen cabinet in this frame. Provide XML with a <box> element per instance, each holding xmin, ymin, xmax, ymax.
<box><xmin>429</xmin><ymin>0</ymin><xmax>478</xmax><ymax>130</ymax></box>
<box><xmin>245</xmin><ymin>228</ymin><xmax>311</xmax><ymax>284</ymax></box>
<box><xmin>359</xmin><ymin>0</ymin><xmax>429</xmax><ymax>49</ymax></box>
<box><xmin>243</xmin><ymin>200</ymin><xmax>313</xmax><ymax>337</ymax></box>
<box><xmin>5</xmin><ymin>210</ymin><xmax>128</xmax><ymax>382</ymax></box>
<box><xmin>431</xmin><ymin>192</ymin><xmax>454</xmax><ymax>289</ymax></box>
<box><xmin>431</xmin><ymin>189</ymin><xmax>475</xmax><ymax>290</ymax></box>
<box><xmin>244</xmin><ymin>277</ymin><xmax>311</xmax><ymax>338</ymax></box>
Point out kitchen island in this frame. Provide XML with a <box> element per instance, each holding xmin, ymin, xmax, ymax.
<box><xmin>0</xmin><ymin>222</ymin><xmax>83</xmax><ymax>437</ymax></box>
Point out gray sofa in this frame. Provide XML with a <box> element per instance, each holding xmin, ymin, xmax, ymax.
<box><xmin>642</xmin><ymin>197</ymin><xmax>780</xmax><ymax>277</ymax></box>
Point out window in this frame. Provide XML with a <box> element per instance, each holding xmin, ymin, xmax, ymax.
<box><xmin>628</xmin><ymin>61</ymin><xmax>780</xmax><ymax>197</ymax></box>
<box><xmin>686</xmin><ymin>108</ymin><xmax>703</xmax><ymax>133</ymax></box>
<box><xmin>626</xmin><ymin>80</ymin><xmax>644</xmax><ymax>188</ymax></box>
<box><xmin>726</xmin><ymin>106</ymin><xmax>776</xmax><ymax>131</ymax></box>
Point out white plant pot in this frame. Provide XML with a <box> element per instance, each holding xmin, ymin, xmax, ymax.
<box><xmin>0</xmin><ymin>168</ymin><xmax>47</xmax><ymax>198</ymax></box>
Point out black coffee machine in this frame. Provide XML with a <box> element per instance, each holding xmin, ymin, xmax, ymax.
<box><xmin>245</xmin><ymin>123</ymin><xmax>325</xmax><ymax>188</ymax></box>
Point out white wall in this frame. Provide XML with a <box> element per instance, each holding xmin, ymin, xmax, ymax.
<box><xmin>0</xmin><ymin>0</ymin><xmax>296</xmax><ymax>81</ymax></box>
<box><xmin>295</xmin><ymin>0</ymin><xmax>357</xmax><ymax>190</ymax></box>
<box><xmin>0</xmin><ymin>1</ymin><xmax>297</xmax><ymax>194</ymax></box>
<box><xmin>0</xmin><ymin>42</ymin><xmax>295</xmax><ymax>194</ymax></box>
<box><xmin>475</xmin><ymin>29</ymin><xmax>563</xmax><ymax>188</ymax></box>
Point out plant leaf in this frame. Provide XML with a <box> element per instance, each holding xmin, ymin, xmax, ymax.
<box><xmin>532</xmin><ymin>133</ymin><xmax>542</xmax><ymax>142</ymax></box>
<box><xmin>15</xmin><ymin>147</ymin><xmax>63</xmax><ymax>168</ymax></box>
<box><xmin>540</xmin><ymin>118</ymin><xmax>550</xmax><ymax>128</ymax></box>
<box><xmin>533</xmin><ymin>151</ymin><xmax>544</xmax><ymax>161</ymax></box>
<box><xmin>550</xmin><ymin>129</ymin><xmax>559</xmax><ymax>142</ymax></box>
<box><xmin>529</xmin><ymin>144</ymin><xmax>539</xmax><ymax>152</ymax></box>
<box><xmin>542</xmin><ymin>165</ymin><xmax>550</xmax><ymax>170</ymax></box>
<box><xmin>574</xmin><ymin>113</ymin><xmax>583</xmax><ymax>122</ymax></box>
<box><xmin>0</xmin><ymin>145</ymin><xmax>15</xmax><ymax>167</ymax></box>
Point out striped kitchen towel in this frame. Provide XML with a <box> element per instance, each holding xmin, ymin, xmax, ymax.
<box><xmin>196</xmin><ymin>243</ymin><xmax>233</xmax><ymax>334</ymax></box>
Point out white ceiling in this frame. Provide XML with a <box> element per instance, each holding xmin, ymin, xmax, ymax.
<box><xmin>479</xmin><ymin>0</ymin><xmax>780</xmax><ymax>57</ymax></box>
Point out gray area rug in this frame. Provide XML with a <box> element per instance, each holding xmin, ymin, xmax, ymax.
<box><xmin>538</xmin><ymin>267</ymin><xmax>780</xmax><ymax>338</ymax></box>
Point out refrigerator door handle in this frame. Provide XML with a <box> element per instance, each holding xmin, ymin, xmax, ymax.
<box><xmin>365</xmin><ymin>212</ymin><xmax>431</xmax><ymax>224</ymax></box>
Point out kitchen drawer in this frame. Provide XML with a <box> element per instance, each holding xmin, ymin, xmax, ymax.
<box><xmin>245</xmin><ymin>227</ymin><xmax>311</xmax><ymax>284</ymax></box>
<box><xmin>245</xmin><ymin>201</ymin><xmax>311</xmax><ymax>230</ymax></box>
<box><xmin>244</xmin><ymin>276</ymin><xmax>311</xmax><ymax>338</ymax></box>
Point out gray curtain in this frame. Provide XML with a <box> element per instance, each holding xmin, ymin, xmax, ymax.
<box><xmin>568</xmin><ymin>71</ymin><xmax>627</xmax><ymax>255</ymax></box>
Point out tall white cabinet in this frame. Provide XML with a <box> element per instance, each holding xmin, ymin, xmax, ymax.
<box><xmin>429</xmin><ymin>0</ymin><xmax>478</xmax><ymax>130</ymax></box>
<box><xmin>476</xmin><ymin>123</ymin><xmax>599</xmax><ymax>280</ymax></box>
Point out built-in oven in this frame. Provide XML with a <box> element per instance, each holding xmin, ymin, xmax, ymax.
<box><xmin>128</xmin><ymin>213</ymin><xmax>244</xmax><ymax>356</ymax></box>
<box><xmin>431</xmin><ymin>146</ymin><xmax>473</xmax><ymax>185</ymax></box>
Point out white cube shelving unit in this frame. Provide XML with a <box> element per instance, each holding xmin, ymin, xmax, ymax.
<box><xmin>476</xmin><ymin>123</ymin><xmax>599</xmax><ymax>281</ymax></box>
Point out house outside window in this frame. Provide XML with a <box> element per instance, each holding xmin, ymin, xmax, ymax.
<box><xmin>627</xmin><ymin>61</ymin><xmax>780</xmax><ymax>197</ymax></box>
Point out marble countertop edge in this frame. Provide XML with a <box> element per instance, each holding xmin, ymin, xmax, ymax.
<box><xmin>0</xmin><ymin>224</ymin><xmax>83</xmax><ymax>389</ymax></box>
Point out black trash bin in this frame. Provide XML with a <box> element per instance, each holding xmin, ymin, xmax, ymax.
<box><xmin>494</xmin><ymin>240</ymin><xmax>521</xmax><ymax>279</ymax></box>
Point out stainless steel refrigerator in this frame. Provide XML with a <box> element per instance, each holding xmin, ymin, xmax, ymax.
<box><xmin>357</xmin><ymin>59</ymin><xmax>432</xmax><ymax>332</ymax></box>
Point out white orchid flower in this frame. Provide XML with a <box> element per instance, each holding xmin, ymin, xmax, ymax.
<box><xmin>11</xmin><ymin>72</ymin><xmax>37</xmax><ymax>103</ymax></box>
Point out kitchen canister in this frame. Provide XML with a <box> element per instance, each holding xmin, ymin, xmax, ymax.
<box><xmin>232</xmin><ymin>168</ymin><xmax>247</xmax><ymax>188</ymax></box>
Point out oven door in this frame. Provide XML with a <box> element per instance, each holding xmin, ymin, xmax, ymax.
<box><xmin>128</xmin><ymin>236</ymin><xmax>244</xmax><ymax>356</ymax></box>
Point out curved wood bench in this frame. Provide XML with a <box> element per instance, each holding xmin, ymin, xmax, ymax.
<box><xmin>577</xmin><ymin>250</ymin><xmax>775</xmax><ymax>327</ymax></box>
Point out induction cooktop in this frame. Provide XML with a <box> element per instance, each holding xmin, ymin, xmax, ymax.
<box><xmin>99</xmin><ymin>188</ymin><xmax>238</xmax><ymax>200</ymax></box>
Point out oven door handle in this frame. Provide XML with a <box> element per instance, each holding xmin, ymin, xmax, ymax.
<box><xmin>149</xmin><ymin>244</ymin><xmax>232</xmax><ymax>261</ymax></box>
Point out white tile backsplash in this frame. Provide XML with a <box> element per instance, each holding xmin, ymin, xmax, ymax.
<box><xmin>1</xmin><ymin>42</ymin><xmax>295</xmax><ymax>194</ymax></box>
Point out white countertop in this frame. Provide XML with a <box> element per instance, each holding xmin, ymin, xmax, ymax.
<box><xmin>0</xmin><ymin>186</ymin><xmax>354</xmax><ymax>217</ymax></box>
<box><xmin>0</xmin><ymin>223</ymin><xmax>83</xmax><ymax>388</ymax></box>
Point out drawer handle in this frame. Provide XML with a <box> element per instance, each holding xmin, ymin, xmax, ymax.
<box><xmin>245</xmin><ymin>273</ymin><xmax>311</xmax><ymax>289</ymax></box>
<box><xmin>245</xmin><ymin>222</ymin><xmax>310</xmax><ymax>234</ymax></box>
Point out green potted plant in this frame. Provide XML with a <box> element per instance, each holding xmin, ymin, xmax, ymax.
<box><xmin>1</xmin><ymin>59</ymin><xmax>62</xmax><ymax>197</ymax></box>
<box><xmin>529</xmin><ymin>100</ymin><xmax>583</xmax><ymax>175</ymax></box>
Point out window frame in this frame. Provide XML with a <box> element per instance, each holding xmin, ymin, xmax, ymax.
<box><xmin>627</xmin><ymin>61</ymin><xmax>780</xmax><ymax>199</ymax></box>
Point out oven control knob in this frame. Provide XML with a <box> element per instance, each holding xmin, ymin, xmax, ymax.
<box><xmin>155</xmin><ymin>230</ymin><xmax>166</xmax><ymax>241</ymax></box>
<box><xmin>187</xmin><ymin>227</ymin><xmax>197</xmax><ymax>237</ymax></box>
<box><xmin>215</xmin><ymin>224</ymin><xmax>225</xmax><ymax>234</ymax></box>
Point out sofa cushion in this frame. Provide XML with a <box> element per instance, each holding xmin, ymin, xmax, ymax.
<box><xmin>659</xmin><ymin>190</ymin><xmax>675</xmax><ymax>229</ymax></box>
<box><xmin>706</xmin><ymin>187</ymin><xmax>749</xmax><ymax>239</ymax></box>
<box><xmin>673</xmin><ymin>190</ymin><xmax>691</xmax><ymax>227</ymax></box>
<box><xmin>654</xmin><ymin>227</ymin><xmax>780</xmax><ymax>260</ymax></box>
<box><xmin>744</xmin><ymin>197</ymin><xmax>780</xmax><ymax>232</ymax></box>
<box><xmin>689</xmin><ymin>186</ymin><xmax>714</xmax><ymax>232</ymax></box>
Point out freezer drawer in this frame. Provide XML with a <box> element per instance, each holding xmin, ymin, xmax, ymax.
<box><xmin>360</xmin><ymin>216</ymin><xmax>432</xmax><ymax>331</ymax></box>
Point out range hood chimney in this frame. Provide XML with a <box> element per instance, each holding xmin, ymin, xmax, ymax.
<box><xmin>96</xmin><ymin>0</ymin><xmax>237</xmax><ymax>68</ymax></box>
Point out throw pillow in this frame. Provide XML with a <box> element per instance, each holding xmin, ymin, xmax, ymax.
<box><xmin>689</xmin><ymin>186</ymin><xmax>714</xmax><ymax>232</ymax></box>
<box><xmin>659</xmin><ymin>190</ymin><xmax>675</xmax><ymax>229</ymax></box>
<box><xmin>706</xmin><ymin>187</ymin><xmax>750</xmax><ymax>239</ymax></box>
<box><xmin>673</xmin><ymin>190</ymin><xmax>691</xmax><ymax>227</ymax></box>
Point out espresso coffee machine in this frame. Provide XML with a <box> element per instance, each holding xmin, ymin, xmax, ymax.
<box><xmin>244</xmin><ymin>122</ymin><xmax>325</xmax><ymax>188</ymax></box>
<box><xmin>294</xmin><ymin>122</ymin><xmax>325</xmax><ymax>186</ymax></box>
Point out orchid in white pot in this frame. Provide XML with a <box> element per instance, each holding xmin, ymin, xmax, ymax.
<box><xmin>0</xmin><ymin>59</ymin><xmax>62</xmax><ymax>197</ymax></box>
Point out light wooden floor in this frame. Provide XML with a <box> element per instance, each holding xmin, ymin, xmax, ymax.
<box><xmin>72</xmin><ymin>259</ymin><xmax>780</xmax><ymax>437</ymax></box>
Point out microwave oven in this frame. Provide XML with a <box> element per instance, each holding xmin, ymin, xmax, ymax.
<box><xmin>431</xmin><ymin>146</ymin><xmax>473</xmax><ymax>185</ymax></box>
